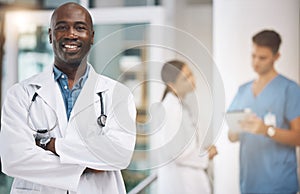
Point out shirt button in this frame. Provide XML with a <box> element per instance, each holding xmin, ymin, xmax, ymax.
<box><xmin>64</xmin><ymin>85</ymin><xmax>68</xmax><ymax>89</ymax></box>
<box><xmin>61</xmin><ymin>75</ymin><xmax>65</xmax><ymax>79</ymax></box>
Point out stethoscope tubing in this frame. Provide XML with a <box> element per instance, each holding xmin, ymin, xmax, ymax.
<box><xmin>27</xmin><ymin>91</ymin><xmax>107</xmax><ymax>134</ymax></box>
<box><xmin>26</xmin><ymin>92</ymin><xmax>58</xmax><ymax>133</ymax></box>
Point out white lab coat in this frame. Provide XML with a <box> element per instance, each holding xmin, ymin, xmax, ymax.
<box><xmin>156</xmin><ymin>93</ymin><xmax>211</xmax><ymax>194</ymax></box>
<box><xmin>0</xmin><ymin>64</ymin><xmax>136</xmax><ymax>194</ymax></box>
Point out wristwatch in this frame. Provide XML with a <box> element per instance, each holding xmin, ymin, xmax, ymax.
<box><xmin>266</xmin><ymin>126</ymin><xmax>276</xmax><ymax>137</ymax></box>
<box><xmin>40</xmin><ymin>137</ymin><xmax>51</xmax><ymax>149</ymax></box>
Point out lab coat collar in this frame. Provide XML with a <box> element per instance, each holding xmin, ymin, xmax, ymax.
<box><xmin>27</xmin><ymin>65</ymin><xmax>67</xmax><ymax>137</ymax></box>
<box><xmin>27</xmin><ymin>64</ymin><xmax>62</xmax><ymax>110</ymax></box>
<box><xmin>88</xmin><ymin>64</ymin><xmax>111</xmax><ymax>93</ymax></box>
<box><xmin>27</xmin><ymin>64</ymin><xmax>111</xmax><ymax>136</ymax></box>
<box><xmin>27</xmin><ymin>63</ymin><xmax>110</xmax><ymax>97</ymax></box>
<box><xmin>70</xmin><ymin>66</ymin><xmax>111</xmax><ymax>120</ymax></box>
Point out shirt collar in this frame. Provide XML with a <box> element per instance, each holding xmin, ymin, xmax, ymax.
<box><xmin>53</xmin><ymin>65</ymin><xmax>90</xmax><ymax>88</ymax></box>
<box><xmin>77</xmin><ymin>65</ymin><xmax>90</xmax><ymax>87</ymax></box>
<box><xmin>53</xmin><ymin>65</ymin><xmax>63</xmax><ymax>81</ymax></box>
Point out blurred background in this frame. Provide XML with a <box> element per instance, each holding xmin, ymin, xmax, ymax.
<box><xmin>0</xmin><ymin>0</ymin><xmax>299</xmax><ymax>194</ymax></box>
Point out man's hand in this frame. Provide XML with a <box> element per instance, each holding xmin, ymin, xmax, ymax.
<box><xmin>239</xmin><ymin>114</ymin><xmax>267</xmax><ymax>135</ymax></box>
<box><xmin>84</xmin><ymin>168</ymin><xmax>104</xmax><ymax>173</ymax></box>
<box><xmin>36</xmin><ymin>138</ymin><xmax>58</xmax><ymax>156</ymax></box>
<box><xmin>228</xmin><ymin>130</ymin><xmax>240</xmax><ymax>142</ymax></box>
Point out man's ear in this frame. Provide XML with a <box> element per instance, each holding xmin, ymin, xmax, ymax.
<box><xmin>274</xmin><ymin>52</ymin><xmax>280</xmax><ymax>61</ymax></box>
<box><xmin>91</xmin><ymin>30</ymin><xmax>95</xmax><ymax>45</ymax></box>
<box><xmin>48</xmin><ymin>28</ymin><xmax>52</xmax><ymax>44</ymax></box>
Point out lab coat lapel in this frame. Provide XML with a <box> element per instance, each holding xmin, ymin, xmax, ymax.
<box><xmin>29</xmin><ymin>66</ymin><xmax>68</xmax><ymax>137</ymax></box>
<box><xmin>70</xmin><ymin>66</ymin><xmax>109</xmax><ymax>120</ymax></box>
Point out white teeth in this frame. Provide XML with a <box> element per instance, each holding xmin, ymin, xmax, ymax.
<box><xmin>64</xmin><ymin>45</ymin><xmax>78</xmax><ymax>49</ymax></box>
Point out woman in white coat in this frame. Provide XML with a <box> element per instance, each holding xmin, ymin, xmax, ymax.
<box><xmin>156</xmin><ymin>60</ymin><xmax>217</xmax><ymax>194</ymax></box>
<box><xmin>0</xmin><ymin>3</ymin><xmax>136</xmax><ymax>194</ymax></box>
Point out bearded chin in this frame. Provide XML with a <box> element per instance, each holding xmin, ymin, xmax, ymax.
<box><xmin>68</xmin><ymin>58</ymin><xmax>83</xmax><ymax>67</ymax></box>
<box><xmin>63</xmin><ymin>54</ymin><xmax>89</xmax><ymax>67</ymax></box>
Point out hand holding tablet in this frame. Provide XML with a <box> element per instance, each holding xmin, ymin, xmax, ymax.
<box><xmin>226</xmin><ymin>109</ymin><xmax>253</xmax><ymax>133</ymax></box>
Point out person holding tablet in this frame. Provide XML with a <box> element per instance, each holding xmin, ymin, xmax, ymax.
<box><xmin>228</xmin><ymin>30</ymin><xmax>300</xmax><ymax>194</ymax></box>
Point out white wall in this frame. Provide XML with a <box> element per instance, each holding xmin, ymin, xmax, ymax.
<box><xmin>174</xmin><ymin>2</ymin><xmax>215</xmax><ymax>148</ymax></box>
<box><xmin>148</xmin><ymin>1</ymin><xmax>215</xmax><ymax>192</ymax></box>
<box><xmin>213</xmin><ymin>0</ymin><xmax>300</xmax><ymax>194</ymax></box>
<box><xmin>163</xmin><ymin>0</ymin><xmax>214</xmax><ymax>132</ymax></box>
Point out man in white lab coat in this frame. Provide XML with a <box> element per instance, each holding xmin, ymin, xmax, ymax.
<box><xmin>0</xmin><ymin>2</ymin><xmax>136</xmax><ymax>194</ymax></box>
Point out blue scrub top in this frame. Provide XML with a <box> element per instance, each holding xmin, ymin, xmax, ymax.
<box><xmin>228</xmin><ymin>74</ymin><xmax>300</xmax><ymax>193</ymax></box>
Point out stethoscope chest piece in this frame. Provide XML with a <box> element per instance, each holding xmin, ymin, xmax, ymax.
<box><xmin>97</xmin><ymin>114</ymin><xmax>107</xmax><ymax>127</ymax></box>
<box><xmin>97</xmin><ymin>92</ymin><xmax>107</xmax><ymax>127</ymax></box>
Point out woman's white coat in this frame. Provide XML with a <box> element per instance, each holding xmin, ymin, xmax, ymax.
<box><xmin>156</xmin><ymin>93</ymin><xmax>211</xmax><ymax>194</ymax></box>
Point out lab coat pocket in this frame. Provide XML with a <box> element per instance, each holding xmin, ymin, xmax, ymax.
<box><xmin>87</xmin><ymin>122</ymin><xmax>105</xmax><ymax>137</ymax></box>
<box><xmin>76</xmin><ymin>101</ymin><xmax>106</xmax><ymax>139</ymax></box>
<box><xmin>11</xmin><ymin>190</ymin><xmax>41</xmax><ymax>194</ymax></box>
<box><xmin>11</xmin><ymin>179</ymin><xmax>41</xmax><ymax>193</ymax></box>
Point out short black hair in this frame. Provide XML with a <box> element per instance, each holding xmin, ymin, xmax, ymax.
<box><xmin>252</xmin><ymin>30</ymin><xmax>281</xmax><ymax>54</ymax></box>
<box><xmin>50</xmin><ymin>2</ymin><xmax>93</xmax><ymax>30</ymax></box>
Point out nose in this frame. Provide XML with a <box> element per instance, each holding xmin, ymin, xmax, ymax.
<box><xmin>188</xmin><ymin>75</ymin><xmax>195</xmax><ymax>88</ymax></box>
<box><xmin>191</xmin><ymin>77</ymin><xmax>196</xmax><ymax>88</ymax></box>
<box><xmin>66</xmin><ymin>27</ymin><xmax>78</xmax><ymax>39</ymax></box>
<box><xmin>252</xmin><ymin>56</ymin><xmax>258</xmax><ymax>66</ymax></box>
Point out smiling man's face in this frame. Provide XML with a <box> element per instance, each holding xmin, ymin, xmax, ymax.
<box><xmin>49</xmin><ymin>3</ymin><xmax>94</xmax><ymax>67</ymax></box>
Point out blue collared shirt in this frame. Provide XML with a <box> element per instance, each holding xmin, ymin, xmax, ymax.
<box><xmin>53</xmin><ymin>65</ymin><xmax>89</xmax><ymax>120</ymax></box>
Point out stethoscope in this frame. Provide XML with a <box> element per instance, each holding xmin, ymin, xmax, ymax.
<box><xmin>97</xmin><ymin>92</ymin><xmax>107</xmax><ymax>127</ymax></box>
<box><xmin>27</xmin><ymin>93</ymin><xmax>58</xmax><ymax>140</ymax></box>
<box><xmin>27</xmin><ymin>91</ymin><xmax>107</xmax><ymax>138</ymax></box>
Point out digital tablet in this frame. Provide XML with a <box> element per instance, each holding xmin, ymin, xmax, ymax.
<box><xmin>225</xmin><ymin>110</ymin><xmax>252</xmax><ymax>133</ymax></box>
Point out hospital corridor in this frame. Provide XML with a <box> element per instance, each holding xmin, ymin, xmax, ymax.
<box><xmin>0</xmin><ymin>0</ymin><xmax>299</xmax><ymax>194</ymax></box>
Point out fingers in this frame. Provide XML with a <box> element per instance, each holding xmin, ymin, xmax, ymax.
<box><xmin>239</xmin><ymin>115</ymin><xmax>265</xmax><ymax>134</ymax></box>
<box><xmin>208</xmin><ymin>145</ymin><xmax>218</xmax><ymax>160</ymax></box>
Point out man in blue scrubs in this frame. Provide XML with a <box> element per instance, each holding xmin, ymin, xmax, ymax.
<box><xmin>228</xmin><ymin>30</ymin><xmax>300</xmax><ymax>194</ymax></box>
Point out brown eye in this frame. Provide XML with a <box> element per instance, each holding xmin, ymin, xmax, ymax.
<box><xmin>76</xmin><ymin>25</ymin><xmax>87</xmax><ymax>32</ymax></box>
<box><xmin>55</xmin><ymin>25</ymin><xmax>68</xmax><ymax>31</ymax></box>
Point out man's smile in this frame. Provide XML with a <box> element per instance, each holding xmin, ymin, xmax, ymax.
<box><xmin>61</xmin><ymin>42</ymin><xmax>81</xmax><ymax>53</ymax></box>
